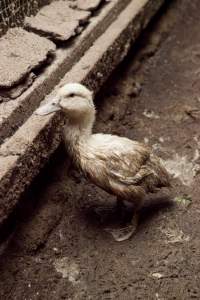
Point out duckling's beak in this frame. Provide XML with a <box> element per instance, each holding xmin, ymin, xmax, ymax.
<box><xmin>35</xmin><ymin>95</ymin><xmax>61</xmax><ymax>116</ymax></box>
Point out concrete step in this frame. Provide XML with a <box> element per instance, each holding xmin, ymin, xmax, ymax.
<box><xmin>0</xmin><ymin>0</ymin><xmax>165</xmax><ymax>224</ymax></box>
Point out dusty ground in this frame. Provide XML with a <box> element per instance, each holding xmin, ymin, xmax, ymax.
<box><xmin>1</xmin><ymin>1</ymin><xmax>200</xmax><ymax>299</ymax></box>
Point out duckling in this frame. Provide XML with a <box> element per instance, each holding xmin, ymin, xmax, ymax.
<box><xmin>36</xmin><ymin>83</ymin><xmax>170</xmax><ymax>241</ymax></box>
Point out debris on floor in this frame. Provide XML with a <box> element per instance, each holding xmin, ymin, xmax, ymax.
<box><xmin>161</xmin><ymin>227</ymin><xmax>190</xmax><ymax>244</ymax></box>
<box><xmin>162</xmin><ymin>152</ymin><xmax>200</xmax><ymax>186</ymax></box>
<box><xmin>174</xmin><ymin>194</ymin><xmax>192</xmax><ymax>207</ymax></box>
<box><xmin>54</xmin><ymin>257</ymin><xmax>80</xmax><ymax>283</ymax></box>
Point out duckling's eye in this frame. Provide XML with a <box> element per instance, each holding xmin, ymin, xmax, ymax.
<box><xmin>69</xmin><ymin>93</ymin><xmax>75</xmax><ymax>97</ymax></box>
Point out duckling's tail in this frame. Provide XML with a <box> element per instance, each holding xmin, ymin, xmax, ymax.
<box><xmin>141</xmin><ymin>154</ymin><xmax>171</xmax><ymax>193</ymax></box>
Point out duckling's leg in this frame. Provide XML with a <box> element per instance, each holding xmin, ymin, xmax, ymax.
<box><xmin>93</xmin><ymin>198</ymin><xmax>128</xmax><ymax>223</ymax></box>
<box><xmin>116</xmin><ymin>197</ymin><xmax>137</xmax><ymax>222</ymax></box>
<box><xmin>104</xmin><ymin>197</ymin><xmax>140</xmax><ymax>242</ymax></box>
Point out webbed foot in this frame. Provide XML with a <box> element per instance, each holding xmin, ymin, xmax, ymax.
<box><xmin>104</xmin><ymin>212</ymin><xmax>139</xmax><ymax>242</ymax></box>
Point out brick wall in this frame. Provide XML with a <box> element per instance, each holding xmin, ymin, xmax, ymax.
<box><xmin>0</xmin><ymin>0</ymin><xmax>51</xmax><ymax>36</ymax></box>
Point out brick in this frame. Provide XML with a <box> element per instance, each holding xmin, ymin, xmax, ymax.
<box><xmin>76</xmin><ymin>0</ymin><xmax>104</xmax><ymax>11</ymax></box>
<box><xmin>0</xmin><ymin>28</ymin><xmax>55</xmax><ymax>89</ymax></box>
<box><xmin>25</xmin><ymin>1</ymin><xmax>91</xmax><ymax>42</ymax></box>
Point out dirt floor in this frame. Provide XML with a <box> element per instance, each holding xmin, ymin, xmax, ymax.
<box><xmin>1</xmin><ymin>1</ymin><xmax>200</xmax><ymax>299</ymax></box>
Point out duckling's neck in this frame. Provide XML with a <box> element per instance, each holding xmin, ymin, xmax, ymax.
<box><xmin>63</xmin><ymin>110</ymin><xmax>95</xmax><ymax>159</ymax></box>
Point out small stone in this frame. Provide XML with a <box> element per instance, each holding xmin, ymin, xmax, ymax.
<box><xmin>97</xmin><ymin>72</ymin><xmax>103</xmax><ymax>78</ymax></box>
<box><xmin>159</xmin><ymin>137</ymin><xmax>164</xmax><ymax>143</ymax></box>
<box><xmin>143</xmin><ymin>109</ymin><xmax>160</xmax><ymax>119</ymax></box>
<box><xmin>151</xmin><ymin>272</ymin><xmax>164</xmax><ymax>279</ymax></box>
<box><xmin>53</xmin><ymin>247</ymin><xmax>59</xmax><ymax>253</ymax></box>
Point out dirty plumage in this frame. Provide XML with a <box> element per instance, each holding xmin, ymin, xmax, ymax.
<box><xmin>36</xmin><ymin>83</ymin><xmax>170</xmax><ymax>241</ymax></box>
<box><xmin>72</xmin><ymin>134</ymin><xmax>169</xmax><ymax>202</ymax></box>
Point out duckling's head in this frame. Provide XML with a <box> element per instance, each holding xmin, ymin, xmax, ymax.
<box><xmin>58</xmin><ymin>83</ymin><xmax>93</xmax><ymax>106</ymax></box>
<box><xmin>57</xmin><ymin>83</ymin><xmax>94</xmax><ymax>119</ymax></box>
<box><xmin>36</xmin><ymin>83</ymin><xmax>95</xmax><ymax>122</ymax></box>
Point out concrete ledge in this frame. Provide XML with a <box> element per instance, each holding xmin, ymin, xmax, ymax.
<box><xmin>0</xmin><ymin>0</ymin><xmax>131</xmax><ymax>145</ymax></box>
<box><xmin>0</xmin><ymin>0</ymin><xmax>165</xmax><ymax>224</ymax></box>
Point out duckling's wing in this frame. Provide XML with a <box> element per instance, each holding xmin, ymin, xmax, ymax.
<box><xmin>109</xmin><ymin>164</ymin><xmax>152</xmax><ymax>185</ymax></box>
<box><xmin>105</xmin><ymin>149</ymin><xmax>169</xmax><ymax>197</ymax></box>
<box><xmin>95</xmin><ymin>143</ymin><xmax>152</xmax><ymax>199</ymax></box>
<box><xmin>103</xmin><ymin>142</ymin><xmax>169</xmax><ymax>194</ymax></box>
<box><xmin>106</xmin><ymin>146</ymin><xmax>152</xmax><ymax>186</ymax></box>
<box><xmin>85</xmin><ymin>134</ymin><xmax>169</xmax><ymax>198</ymax></box>
<box><xmin>89</xmin><ymin>133</ymin><xmax>151</xmax><ymax>183</ymax></box>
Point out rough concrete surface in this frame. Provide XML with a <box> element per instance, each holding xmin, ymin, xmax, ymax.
<box><xmin>25</xmin><ymin>1</ymin><xmax>91</xmax><ymax>42</ymax></box>
<box><xmin>0</xmin><ymin>27</ymin><xmax>55</xmax><ymax>90</ymax></box>
<box><xmin>0</xmin><ymin>0</ymin><xmax>165</xmax><ymax>224</ymax></box>
<box><xmin>1</xmin><ymin>1</ymin><xmax>200</xmax><ymax>298</ymax></box>
<box><xmin>0</xmin><ymin>0</ymin><xmax>131</xmax><ymax>144</ymax></box>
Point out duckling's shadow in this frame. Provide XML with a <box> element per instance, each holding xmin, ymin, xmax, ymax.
<box><xmin>139</xmin><ymin>194</ymin><xmax>174</xmax><ymax>227</ymax></box>
<box><xmin>84</xmin><ymin>200</ymin><xmax>125</xmax><ymax>228</ymax></box>
<box><xmin>84</xmin><ymin>193</ymin><xmax>174</xmax><ymax>229</ymax></box>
